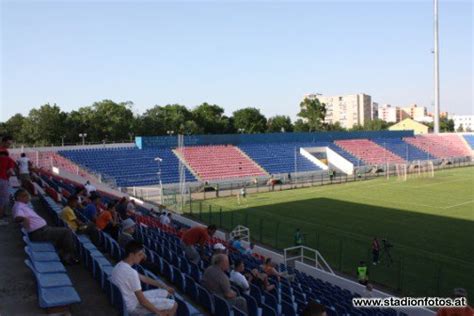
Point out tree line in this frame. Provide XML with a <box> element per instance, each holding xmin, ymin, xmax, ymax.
<box><xmin>0</xmin><ymin>99</ymin><xmax>454</xmax><ymax>146</ymax></box>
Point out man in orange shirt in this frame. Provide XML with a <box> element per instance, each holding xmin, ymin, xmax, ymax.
<box><xmin>96</xmin><ymin>202</ymin><xmax>119</xmax><ymax>239</ymax></box>
<box><xmin>181</xmin><ymin>224</ymin><xmax>217</xmax><ymax>264</ymax></box>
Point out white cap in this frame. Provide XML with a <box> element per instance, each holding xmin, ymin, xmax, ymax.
<box><xmin>213</xmin><ymin>243</ymin><xmax>226</xmax><ymax>251</ymax></box>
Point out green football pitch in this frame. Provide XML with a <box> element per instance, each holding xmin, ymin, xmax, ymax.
<box><xmin>186</xmin><ymin>166</ymin><xmax>474</xmax><ymax>300</ymax></box>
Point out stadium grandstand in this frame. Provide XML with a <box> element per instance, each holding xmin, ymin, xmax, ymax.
<box><xmin>1</xmin><ymin>130</ymin><xmax>473</xmax><ymax>316</ymax></box>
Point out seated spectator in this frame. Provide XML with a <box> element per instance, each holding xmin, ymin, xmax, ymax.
<box><xmin>230</xmin><ymin>260</ymin><xmax>250</xmax><ymax>295</ymax></box>
<box><xmin>302</xmin><ymin>301</ymin><xmax>327</xmax><ymax>316</ymax></box>
<box><xmin>84</xmin><ymin>180</ymin><xmax>97</xmax><ymax>197</ymax></box>
<box><xmin>83</xmin><ymin>194</ymin><xmax>101</xmax><ymax>223</ymax></box>
<box><xmin>263</xmin><ymin>258</ymin><xmax>290</xmax><ymax>282</ymax></box>
<box><xmin>127</xmin><ymin>199</ymin><xmax>137</xmax><ymax>214</ymax></box>
<box><xmin>61</xmin><ymin>195</ymin><xmax>99</xmax><ymax>244</ymax></box>
<box><xmin>61</xmin><ymin>195</ymin><xmax>87</xmax><ymax>232</ymax></box>
<box><xmin>231</xmin><ymin>236</ymin><xmax>251</xmax><ymax>255</ymax></box>
<box><xmin>118</xmin><ymin>218</ymin><xmax>136</xmax><ymax>249</ymax></box>
<box><xmin>181</xmin><ymin>224</ymin><xmax>217</xmax><ymax>264</ymax></box>
<box><xmin>96</xmin><ymin>202</ymin><xmax>119</xmax><ymax>239</ymax></box>
<box><xmin>160</xmin><ymin>212</ymin><xmax>171</xmax><ymax>226</ymax></box>
<box><xmin>201</xmin><ymin>254</ymin><xmax>247</xmax><ymax>313</ymax></box>
<box><xmin>13</xmin><ymin>189</ymin><xmax>78</xmax><ymax>264</ymax></box>
<box><xmin>213</xmin><ymin>243</ymin><xmax>227</xmax><ymax>255</ymax></box>
<box><xmin>75</xmin><ymin>187</ymin><xmax>89</xmax><ymax>207</ymax></box>
<box><xmin>111</xmin><ymin>241</ymin><xmax>177</xmax><ymax>316</ymax></box>
<box><xmin>249</xmin><ymin>268</ymin><xmax>275</xmax><ymax>292</ymax></box>
<box><xmin>116</xmin><ymin>197</ymin><xmax>129</xmax><ymax>220</ymax></box>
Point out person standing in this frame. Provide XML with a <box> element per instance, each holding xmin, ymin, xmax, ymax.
<box><xmin>357</xmin><ymin>261</ymin><xmax>369</xmax><ymax>285</ymax></box>
<box><xmin>0</xmin><ymin>136</ymin><xmax>15</xmax><ymax>225</ymax></box>
<box><xmin>372</xmin><ymin>237</ymin><xmax>380</xmax><ymax>265</ymax></box>
<box><xmin>294</xmin><ymin>228</ymin><xmax>303</xmax><ymax>246</ymax></box>
<box><xmin>181</xmin><ymin>224</ymin><xmax>217</xmax><ymax>264</ymax></box>
<box><xmin>17</xmin><ymin>153</ymin><xmax>32</xmax><ymax>184</ymax></box>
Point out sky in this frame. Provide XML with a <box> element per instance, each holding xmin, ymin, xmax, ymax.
<box><xmin>0</xmin><ymin>0</ymin><xmax>472</xmax><ymax>122</ymax></box>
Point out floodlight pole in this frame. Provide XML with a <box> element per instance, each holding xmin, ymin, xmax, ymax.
<box><xmin>433</xmin><ymin>0</ymin><xmax>440</xmax><ymax>134</ymax></box>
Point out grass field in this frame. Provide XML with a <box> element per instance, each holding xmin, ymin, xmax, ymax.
<box><xmin>186</xmin><ymin>166</ymin><xmax>474</xmax><ymax>300</ymax></box>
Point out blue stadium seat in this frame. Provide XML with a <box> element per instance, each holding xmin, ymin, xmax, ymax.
<box><xmin>196</xmin><ymin>284</ymin><xmax>214</xmax><ymax>314</ymax></box>
<box><xmin>213</xmin><ymin>294</ymin><xmax>232</xmax><ymax>316</ymax></box>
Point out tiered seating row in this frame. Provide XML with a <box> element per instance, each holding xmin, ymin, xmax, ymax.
<box><xmin>176</xmin><ymin>145</ymin><xmax>267</xmax><ymax>181</ymax></box>
<box><xmin>462</xmin><ymin>134</ymin><xmax>474</xmax><ymax>150</ymax></box>
<box><xmin>404</xmin><ymin>134</ymin><xmax>472</xmax><ymax>159</ymax></box>
<box><xmin>238</xmin><ymin>142</ymin><xmax>323</xmax><ymax>174</ymax></box>
<box><xmin>371</xmin><ymin>138</ymin><xmax>435</xmax><ymax>162</ymax></box>
<box><xmin>59</xmin><ymin>147</ymin><xmax>197</xmax><ymax>187</ymax></box>
<box><xmin>334</xmin><ymin>139</ymin><xmax>405</xmax><ymax>165</ymax></box>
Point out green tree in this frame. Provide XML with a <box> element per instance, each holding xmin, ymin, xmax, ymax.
<box><xmin>323</xmin><ymin>121</ymin><xmax>346</xmax><ymax>131</ymax></box>
<box><xmin>267</xmin><ymin>115</ymin><xmax>293</xmax><ymax>132</ymax></box>
<box><xmin>22</xmin><ymin>104</ymin><xmax>67</xmax><ymax>145</ymax></box>
<box><xmin>293</xmin><ymin>119</ymin><xmax>310</xmax><ymax>132</ymax></box>
<box><xmin>88</xmin><ymin>100</ymin><xmax>135</xmax><ymax>142</ymax></box>
<box><xmin>456</xmin><ymin>124</ymin><xmax>464</xmax><ymax>133</ymax></box>
<box><xmin>426</xmin><ymin>117</ymin><xmax>455</xmax><ymax>132</ymax></box>
<box><xmin>192</xmin><ymin>103</ymin><xmax>232</xmax><ymax>134</ymax></box>
<box><xmin>297</xmin><ymin>98</ymin><xmax>327</xmax><ymax>131</ymax></box>
<box><xmin>2</xmin><ymin>114</ymin><xmax>28</xmax><ymax>143</ymax></box>
<box><xmin>138</xmin><ymin>104</ymin><xmax>197</xmax><ymax>136</ymax></box>
<box><xmin>363</xmin><ymin>119</ymin><xmax>390</xmax><ymax>131</ymax></box>
<box><xmin>232</xmin><ymin>108</ymin><xmax>267</xmax><ymax>133</ymax></box>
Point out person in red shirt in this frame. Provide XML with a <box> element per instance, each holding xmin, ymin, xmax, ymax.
<box><xmin>372</xmin><ymin>237</ymin><xmax>380</xmax><ymax>265</ymax></box>
<box><xmin>0</xmin><ymin>136</ymin><xmax>16</xmax><ymax>225</ymax></box>
<box><xmin>181</xmin><ymin>224</ymin><xmax>217</xmax><ymax>264</ymax></box>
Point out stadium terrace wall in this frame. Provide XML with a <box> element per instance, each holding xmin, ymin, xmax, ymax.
<box><xmin>135</xmin><ymin>131</ymin><xmax>414</xmax><ymax>149</ymax></box>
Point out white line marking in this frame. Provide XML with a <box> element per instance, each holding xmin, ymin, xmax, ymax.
<box><xmin>444</xmin><ymin>200</ymin><xmax>474</xmax><ymax>209</ymax></box>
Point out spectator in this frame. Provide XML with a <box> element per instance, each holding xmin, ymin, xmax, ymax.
<box><xmin>96</xmin><ymin>202</ymin><xmax>119</xmax><ymax>239</ymax></box>
<box><xmin>302</xmin><ymin>301</ymin><xmax>327</xmax><ymax>316</ymax></box>
<box><xmin>60</xmin><ymin>195</ymin><xmax>99</xmax><ymax>243</ymax></box>
<box><xmin>0</xmin><ymin>135</ymin><xmax>13</xmax><ymax>155</ymax></box>
<box><xmin>181</xmin><ymin>224</ymin><xmax>217</xmax><ymax>264</ymax></box>
<box><xmin>231</xmin><ymin>236</ymin><xmax>250</xmax><ymax>255</ymax></box>
<box><xmin>357</xmin><ymin>261</ymin><xmax>369</xmax><ymax>285</ymax></box>
<box><xmin>213</xmin><ymin>243</ymin><xmax>227</xmax><ymax>255</ymax></box>
<box><xmin>60</xmin><ymin>195</ymin><xmax>86</xmax><ymax>232</ymax></box>
<box><xmin>83</xmin><ymin>194</ymin><xmax>101</xmax><ymax>223</ymax></box>
<box><xmin>263</xmin><ymin>258</ymin><xmax>291</xmax><ymax>282</ymax></box>
<box><xmin>248</xmin><ymin>268</ymin><xmax>275</xmax><ymax>292</ymax></box>
<box><xmin>0</xmin><ymin>147</ymin><xmax>16</xmax><ymax>226</ymax></box>
<box><xmin>230</xmin><ymin>260</ymin><xmax>250</xmax><ymax>295</ymax></box>
<box><xmin>160</xmin><ymin>212</ymin><xmax>171</xmax><ymax>226</ymax></box>
<box><xmin>372</xmin><ymin>237</ymin><xmax>380</xmax><ymax>265</ymax></box>
<box><xmin>294</xmin><ymin>228</ymin><xmax>303</xmax><ymax>246</ymax></box>
<box><xmin>201</xmin><ymin>254</ymin><xmax>247</xmax><ymax>313</ymax></box>
<box><xmin>16</xmin><ymin>153</ymin><xmax>32</xmax><ymax>184</ymax></box>
<box><xmin>116</xmin><ymin>197</ymin><xmax>129</xmax><ymax>220</ymax></box>
<box><xmin>75</xmin><ymin>187</ymin><xmax>89</xmax><ymax>207</ymax></box>
<box><xmin>436</xmin><ymin>288</ymin><xmax>473</xmax><ymax>316</ymax></box>
<box><xmin>13</xmin><ymin>189</ymin><xmax>78</xmax><ymax>264</ymax></box>
<box><xmin>127</xmin><ymin>199</ymin><xmax>137</xmax><ymax>214</ymax></box>
<box><xmin>110</xmin><ymin>241</ymin><xmax>177</xmax><ymax>316</ymax></box>
<box><xmin>84</xmin><ymin>180</ymin><xmax>97</xmax><ymax>197</ymax></box>
<box><xmin>118</xmin><ymin>218</ymin><xmax>136</xmax><ymax>249</ymax></box>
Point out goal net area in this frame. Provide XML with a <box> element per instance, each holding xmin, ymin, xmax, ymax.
<box><xmin>395</xmin><ymin>160</ymin><xmax>434</xmax><ymax>181</ymax></box>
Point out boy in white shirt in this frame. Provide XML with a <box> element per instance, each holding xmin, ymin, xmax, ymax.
<box><xmin>230</xmin><ymin>259</ymin><xmax>250</xmax><ymax>295</ymax></box>
<box><xmin>110</xmin><ymin>241</ymin><xmax>177</xmax><ymax>316</ymax></box>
